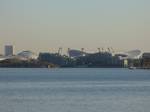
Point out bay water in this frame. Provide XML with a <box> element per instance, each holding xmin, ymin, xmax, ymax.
<box><xmin>0</xmin><ymin>68</ymin><xmax>150</xmax><ymax>112</ymax></box>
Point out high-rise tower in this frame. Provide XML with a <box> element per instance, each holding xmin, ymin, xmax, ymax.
<box><xmin>5</xmin><ymin>45</ymin><xmax>13</xmax><ymax>56</ymax></box>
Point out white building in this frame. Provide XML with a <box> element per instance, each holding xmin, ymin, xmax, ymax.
<box><xmin>17</xmin><ymin>51</ymin><xmax>38</xmax><ymax>60</ymax></box>
<box><xmin>5</xmin><ymin>45</ymin><xmax>13</xmax><ymax>56</ymax></box>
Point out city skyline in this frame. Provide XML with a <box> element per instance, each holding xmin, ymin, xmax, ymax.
<box><xmin>0</xmin><ymin>45</ymin><xmax>144</xmax><ymax>56</ymax></box>
<box><xmin>0</xmin><ymin>0</ymin><xmax>150</xmax><ymax>53</ymax></box>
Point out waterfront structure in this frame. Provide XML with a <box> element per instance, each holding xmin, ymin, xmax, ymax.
<box><xmin>115</xmin><ymin>50</ymin><xmax>141</xmax><ymax>60</ymax></box>
<box><xmin>142</xmin><ymin>53</ymin><xmax>150</xmax><ymax>68</ymax></box>
<box><xmin>142</xmin><ymin>53</ymin><xmax>150</xmax><ymax>59</ymax></box>
<box><xmin>126</xmin><ymin>50</ymin><xmax>141</xmax><ymax>59</ymax></box>
<box><xmin>5</xmin><ymin>45</ymin><xmax>13</xmax><ymax>56</ymax></box>
<box><xmin>123</xmin><ymin>59</ymin><xmax>128</xmax><ymax>67</ymax></box>
<box><xmin>68</xmin><ymin>49</ymin><xmax>87</xmax><ymax>58</ymax></box>
<box><xmin>17</xmin><ymin>51</ymin><xmax>38</xmax><ymax>60</ymax></box>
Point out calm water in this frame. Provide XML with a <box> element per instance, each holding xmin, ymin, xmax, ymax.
<box><xmin>0</xmin><ymin>68</ymin><xmax>150</xmax><ymax>112</ymax></box>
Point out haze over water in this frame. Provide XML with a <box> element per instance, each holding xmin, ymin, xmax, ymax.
<box><xmin>0</xmin><ymin>68</ymin><xmax>150</xmax><ymax>112</ymax></box>
<box><xmin>0</xmin><ymin>0</ymin><xmax>150</xmax><ymax>53</ymax></box>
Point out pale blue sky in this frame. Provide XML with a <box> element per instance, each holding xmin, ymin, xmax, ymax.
<box><xmin>0</xmin><ymin>0</ymin><xmax>150</xmax><ymax>53</ymax></box>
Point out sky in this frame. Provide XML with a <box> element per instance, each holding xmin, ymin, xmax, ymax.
<box><xmin>0</xmin><ymin>0</ymin><xmax>150</xmax><ymax>54</ymax></box>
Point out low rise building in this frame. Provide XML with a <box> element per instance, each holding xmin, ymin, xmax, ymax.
<box><xmin>142</xmin><ymin>53</ymin><xmax>150</xmax><ymax>68</ymax></box>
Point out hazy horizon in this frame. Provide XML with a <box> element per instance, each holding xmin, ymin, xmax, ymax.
<box><xmin>0</xmin><ymin>0</ymin><xmax>150</xmax><ymax>54</ymax></box>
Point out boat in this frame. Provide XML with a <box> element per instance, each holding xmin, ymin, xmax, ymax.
<box><xmin>128</xmin><ymin>66</ymin><xmax>136</xmax><ymax>70</ymax></box>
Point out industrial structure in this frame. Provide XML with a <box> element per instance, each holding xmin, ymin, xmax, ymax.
<box><xmin>0</xmin><ymin>45</ymin><xmax>150</xmax><ymax>68</ymax></box>
<box><xmin>141</xmin><ymin>53</ymin><xmax>150</xmax><ymax>68</ymax></box>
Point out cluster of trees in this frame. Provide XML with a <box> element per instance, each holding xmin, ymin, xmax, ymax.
<box><xmin>0</xmin><ymin>58</ymin><xmax>56</xmax><ymax>68</ymax></box>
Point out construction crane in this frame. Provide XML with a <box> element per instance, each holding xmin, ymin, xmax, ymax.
<box><xmin>107</xmin><ymin>48</ymin><xmax>111</xmax><ymax>53</ymax></box>
<box><xmin>58</xmin><ymin>47</ymin><xmax>62</xmax><ymax>55</ymax></box>
<box><xmin>101</xmin><ymin>48</ymin><xmax>104</xmax><ymax>52</ymax></box>
<box><xmin>111</xmin><ymin>47</ymin><xmax>115</xmax><ymax>54</ymax></box>
<box><xmin>97</xmin><ymin>48</ymin><xmax>100</xmax><ymax>53</ymax></box>
<box><xmin>67</xmin><ymin>48</ymin><xmax>70</xmax><ymax>57</ymax></box>
<box><xmin>81</xmin><ymin>48</ymin><xmax>85</xmax><ymax>56</ymax></box>
<box><xmin>81</xmin><ymin>48</ymin><xmax>84</xmax><ymax>53</ymax></box>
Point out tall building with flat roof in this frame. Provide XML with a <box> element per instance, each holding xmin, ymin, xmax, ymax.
<box><xmin>5</xmin><ymin>45</ymin><xmax>13</xmax><ymax>56</ymax></box>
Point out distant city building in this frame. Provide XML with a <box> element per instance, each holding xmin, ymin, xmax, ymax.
<box><xmin>5</xmin><ymin>45</ymin><xmax>13</xmax><ymax>56</ymax></box>
<box><xmin>142</xmin><ymin>53</ymin><xmax>150</xmax><ymax>68</ymax></box>
<box><xmin>142</xmin><ymin>53</ymin><xmax>150</xmax><ymax>59</ymax></box>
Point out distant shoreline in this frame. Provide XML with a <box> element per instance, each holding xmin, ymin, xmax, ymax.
<box><xmin>0</xmin><ymin>67</ymin><xmax>149</xmax><ymax>69</ymax></box>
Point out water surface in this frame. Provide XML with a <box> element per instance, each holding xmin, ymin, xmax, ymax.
<box><xmin>0</xmin><ymin>68</ymin><xmax>150</xmax><ymax>112</ymax></box>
